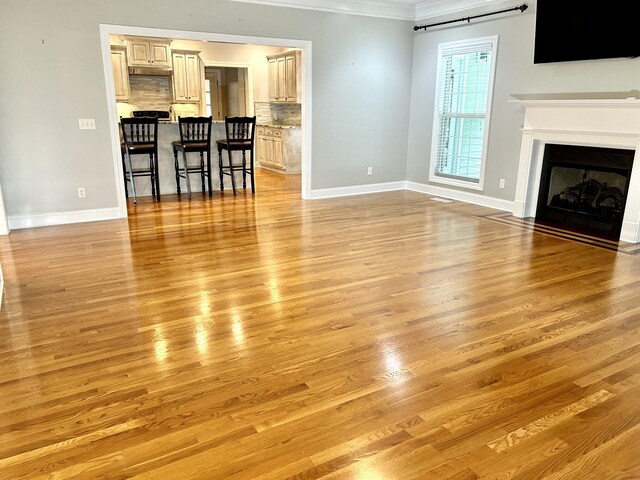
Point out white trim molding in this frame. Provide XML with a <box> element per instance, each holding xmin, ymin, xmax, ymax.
<box><xmin>415</xmin><ymin>0</ymin><xmax>526</xmax><ymax>23</ymax></box>
<box><xmin>229</xmin><ymin>0</ymin><xmax>416</xmax><ymax>20</ymax></box>
<box><xmin>227</xmin><ymin>0</ymin><xmax>520</xmax><ymax>22</ymax></box>
<box><xmin>406</xmin><ymin>181</ymin><xmax>513</xmax><ymax>211</ymax></box>
<box><xmin>309</xmin><ymin>179</ymin><xmax>513</xmax><ymax>211</ymax></box>
<box><xmin>6</xmin><ymin>183</ymin><xmax>513</xmax><ymax>229</ymax></box>
<box><xmin>309</xmin><ymin>181</ymin><xmax>405</xmax><ymax>199</ymax></box>
<box><xmin>8</xmin><ymin>207</ymin><xmax>121</xmax><ymax>230</ymax></box>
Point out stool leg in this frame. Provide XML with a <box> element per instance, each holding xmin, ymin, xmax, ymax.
<box><xmin>126</xmin><ymin>151</ymin><xmax>137</xmax><ymax>204</ymax></box>
<box><xmin>228</xmin><ymin>150</ymin><xmax>236</xmax><ymax>195</ymax></box>
<box><xmin>174</xmin><ymin>148</ymin><xmax>181</xmax><ymax>194</ymax></box>
<box><xmin>250</xmin><ymin>149</ymin><xmax>255</xmax><ymax>194</ymax></box>
<box><xmin>200</xmin><ymin>151</ymin><xmax>205</xmax><ymax>193</ymax></box>
<box><xmin>182</xmin><ymin>150</ymin><xmax>192</xmax><ymax>199</ymax></box>
<box><xmin>149</xmin><ymin>154</ymin><xmax>156</xmax><ymax>198</ymax></box>
<box><xmin>241</xmin><ymin>150</ymin><xmax>247</xmax><ymax>189</ymax></box>
<box><xmin>206</xmin><ymin>149</ymin><xmax>212</xmax><ymax>196</ymax></box>
<box><xmin>154</xmin><ymin>153</ymin><xmax>161</xmax><ymax>201</ymax></box>
<box><xmin>122</xmin><ymin>155</ymin><xmax>128</xmax><ymax>198</ymax></box>
<box><xmin>218</xmin><ymin>146</ymin><xmax>224</xmax><ymax>192</ymax></box>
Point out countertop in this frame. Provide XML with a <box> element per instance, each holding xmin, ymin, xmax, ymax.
<box><xmin>158</xmin><ymin>120</ymin><xmax>226</xmax><ymax>124</ymax></box>
<box><xmin>257</xmin><ymin>123</ymin><xmax>301</xmax><ymax>129</ymax></box>
<box><xmin>156</xmin><ymin>121</ymin><xmax>301</xmax><ymax>128</ymax></box>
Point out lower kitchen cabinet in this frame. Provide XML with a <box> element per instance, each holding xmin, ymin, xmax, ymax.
<box><xmin>257</xmin><ymin>126</ymin><xmax>301</xmax><ymax>173</ymax></box>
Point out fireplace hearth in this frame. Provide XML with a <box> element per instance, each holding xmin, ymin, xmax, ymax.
<box><xmin>536</xmin><ymin>144</ymin><xmax>634</xmax><ymax>238</ymax></box>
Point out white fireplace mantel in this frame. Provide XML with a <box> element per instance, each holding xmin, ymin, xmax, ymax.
<box><xmin>510</xmin><ymin>91</ymin><xmax>640</xmax><ymax>244</ymax></box>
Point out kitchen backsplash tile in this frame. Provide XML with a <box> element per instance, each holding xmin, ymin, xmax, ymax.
<box><xmin>116</xmin><ymin>74</ymin><xmax>201</xmax><ymax>120</ymax></box>
<box><xmin>129</xmin><ymin>75</ymin><xmax>172</xmax><ymax>109</ymax></box>
<box><xmin>255</xmin><ymin>102</ymin><xmax>301</xmax><ymax>125</ymax></box>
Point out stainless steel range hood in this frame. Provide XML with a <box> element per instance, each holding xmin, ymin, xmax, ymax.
<box><xmin>128</xmin><ymin>66</ymin><xmax>173</xmax><ymax>76</ymax></box>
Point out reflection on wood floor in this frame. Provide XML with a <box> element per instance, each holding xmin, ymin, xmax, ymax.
<box><xmin>1</xmin><ymin>168</ymin><xmax>639</xmax><ymax>479</ymax></box>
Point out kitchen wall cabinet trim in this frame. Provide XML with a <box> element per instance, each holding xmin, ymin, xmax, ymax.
<box><xmin>124</xmin><ymin>36</ymin><xmax>172</xmax><ymax>68</ymax></box>
<box><xmin>172</xmin><ymin>50</ymin><xmax>202</xmax><ymax>103</ymax></box>
<box><xmin>110</xmin><ymin>45</ymin><xmax>130</xmax><ymax>102</ymax></box>
<box><xmin>266</xmin><ymin>50</ymin><xmax>300</xmax><ymax>103</ymax></box>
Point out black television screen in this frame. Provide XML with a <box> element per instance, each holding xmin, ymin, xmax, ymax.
<box><xmin>534</xmin><ymin>1</ymin><xmax>640</xmax><ymax>64</ymax></box>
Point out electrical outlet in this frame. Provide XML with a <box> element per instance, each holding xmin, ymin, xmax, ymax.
<box><xmin>78</xmin><ymin>119</ymin><xmax>96</xmax><ymax>130</ymax></box>
<box><xmin>499</xmin><ymin>178</ymin><xmax>505</xmax><ymax>189</ymax></box>
<box><xmin>78</xmin><ymin>187</ymin><xmax>86</xmax><ymax>198</ymax></box>
<box><xmin>367</xmin><ymin>167</ymin><xmax>373</xmax><ymax>176</ymax></box>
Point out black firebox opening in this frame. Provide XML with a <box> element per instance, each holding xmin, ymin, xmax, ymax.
<box><xmin>535</xmin><ymin>144</ymin><xmax>634</xmax><ymax>239</ymax></box>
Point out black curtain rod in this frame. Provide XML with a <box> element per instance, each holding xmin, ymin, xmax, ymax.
<box><xmin>414</xmin><ymin>3</ymin><xmax>528</xmax><ymax>31</ymax></box>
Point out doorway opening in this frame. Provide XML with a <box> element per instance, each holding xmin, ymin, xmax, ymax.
<box><xmin>204</xmin><ymin>66</ymin><xmax>250</xmax><ymax>120</ymax></box>
<box><xmin>99</xmin><ymin>24</ymin><xmax>312</xmax><ymax>219</ymax></box>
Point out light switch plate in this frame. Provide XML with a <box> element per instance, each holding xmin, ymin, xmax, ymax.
<box><xmin>79</xmin><ymin>119</ymin><xmax>96</xmax><ymax>130</ymax></box>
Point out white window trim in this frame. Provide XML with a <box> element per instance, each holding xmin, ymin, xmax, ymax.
<box><xmin>428</xmin><ymin>35</ymin><xmax>499</xmax><ymax>192</ymax></box>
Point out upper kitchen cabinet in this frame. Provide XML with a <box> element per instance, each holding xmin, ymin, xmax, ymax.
<box><xmin>125</xmin><ymin>36</ymin><xmax>172</xmax><ymax>67</ymax></box>
<box><xmin>110</xmin><ymin>45</ymin><xmax>130</xmax><ymax>102</ymax></box>
<box><xmin>172</xmin><ymin>50</ymin><xmax>201</xmax><ymax>103</ymax></box>
<box><xmin>267</xmin><ymin>50</ymin><xmax>300</xmax><ymax>102</ymax></box>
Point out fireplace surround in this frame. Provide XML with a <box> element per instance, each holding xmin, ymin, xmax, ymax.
<box><xmin>511</xmin><ymin>92</ymin><xmax>640</xmax><ymax>244</ymax></box>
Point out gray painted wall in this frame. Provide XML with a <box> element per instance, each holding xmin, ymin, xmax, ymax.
<box><xmin>406</xmin><ymin>9</ymin><xmax>640</xmax><ymax>201</ymax></box>
<box><xmin>0</xmin><ymin>0</ymin><xmax>414</xmax><ymax>217</ymax></box>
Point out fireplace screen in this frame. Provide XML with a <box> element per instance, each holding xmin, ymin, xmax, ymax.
<box><xmin>546</xmin><ymin>166</ymin><xmax>627</xmax><ymax>222</ymax></box>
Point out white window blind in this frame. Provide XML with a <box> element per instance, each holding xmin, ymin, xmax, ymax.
<box><xmin>430</xmin><ymin>37</ymin><xmax>498</xmax><ymax>190</ymax></box>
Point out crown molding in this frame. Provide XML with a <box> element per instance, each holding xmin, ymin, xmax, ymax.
<box><xmin>228</xmin><ymin>0</ymin><xmax>417</xmax><ymax>20</ymax></box>
<box><xmin>228</xmin><ymin>0</ymin><xmax>527</xmax><ymax>22</ymax></box>
<box><xmin>415</xmin><ymin>0</ymin><xmax>527</xmax><ymax>23</ymax></box>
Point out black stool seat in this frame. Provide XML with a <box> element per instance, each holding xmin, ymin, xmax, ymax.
<box><xmin>127</xmin><ymin>143</ymin><xmax>156</xmax><ymax>153</ymax></box>
<box><xmin>173</xmin><ymin>116</ymin><xmax>213</xmax><ymax>198</ymax></box>
<box><xmin>216</xmin><ymin>139</ymin><xmax>253</xmax><ymax>150</ymax></box>
<box><xmin>217</xmin><ymin>116</ymin><xmax>257</xmax><ymax>195</ymax></box>
<box><xmin>172</xmin><ymin>140</ymin><xmax>209</xmax><ymax>152</ymax></box>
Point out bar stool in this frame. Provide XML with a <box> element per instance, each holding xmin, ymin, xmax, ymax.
<box><xmin>217</xmin><ymin>116</ymin><xmax>257</xmax><ymax>194</ymax></box>
<box><xmin>172</xmin><ymin>116</ymin><xmax>213</xmax><ymax>199</ymax></box>
<box><xmin>120</xmin><ymin>117</ymin><xmax>160</xmax><ymax>203</ymax></box>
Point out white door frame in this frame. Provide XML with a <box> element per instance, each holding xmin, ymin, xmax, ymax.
<box><xmin>99</xmin><ymin>24</ymin><xmax>312</xmax><ymax>219</ymax></box>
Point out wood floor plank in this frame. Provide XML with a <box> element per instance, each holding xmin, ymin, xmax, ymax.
<box><xmin>0</xmin><ymin>170</ymin><xmax>639</xmax><ymax>478</ymax></box>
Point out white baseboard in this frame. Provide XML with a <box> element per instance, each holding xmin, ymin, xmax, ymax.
<box><xmin>308</xmin><ymin>180</ymin><xmax>514</xmax><ymax>212</ymax></box>
<box><xmin>8</xmin><ymin>207</ymin><xmax>122</xmax><ymax>230</ymax></box>
<box><xmin>309</xmin><ymin>181</ymin><xmax>405</xmax><ymax>199</ymax></box>
<box><xmin>5</xmin><ymin>183</ymin><xmax>512</xmax><ymax>230</ymax></box>
<box><xmin>405</xmin><ymin>181</ymin><xmax>514</xmax><ymax>212</ymax></box>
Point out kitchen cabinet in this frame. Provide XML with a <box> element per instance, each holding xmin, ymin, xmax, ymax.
<box><xmin>125</xmin><ymin>36</ymin><xmax>172</xmax><ymax>67</ymax></box>
<box><xmin>257</xmin><ymin>126</ymin><xmax>301</xmax><ymax>173</ymax></box>
<box><xmin>172</xmin><ymin>50</ymin><xmax>201</xmax><ymax>103</ymax></box>
<box><xmin>258</xmin><ymin>126</ymin><xmax>283</xmax><ymax>169</ymax></box>
<box><xmin>267</xmin><ymin>51</ymin><xmax>300</xmax><ymax>102</ymax></box>
<box><xmin>110</xmin><ymin>45</ymin><xmax>130</xmax><ymax>102</ymax></box>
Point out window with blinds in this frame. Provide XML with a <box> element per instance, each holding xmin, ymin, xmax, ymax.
<box><xmin>429</xmin><ymin>36</ymin><xmax>498</xmax><ymax>190</ymax></box>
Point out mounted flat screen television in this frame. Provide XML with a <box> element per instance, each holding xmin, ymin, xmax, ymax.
<box><xmin>534</xmin><ymin>1</ymin><xmax>640</xmax><ymax>64</ymax></box>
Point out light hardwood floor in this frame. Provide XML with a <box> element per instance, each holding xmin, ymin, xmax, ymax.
<box><xmin>1</xmin><ymin>170</ymin><xmax>639</xmax><ymax>479</ymax></box>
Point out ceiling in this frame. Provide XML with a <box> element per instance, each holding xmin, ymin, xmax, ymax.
<box><xmin>229</xmin><ymin>0</ymin><xmax>528</xmax><ymax>22</ymax></box>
